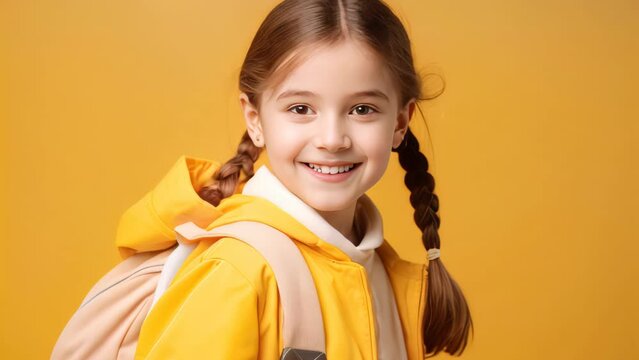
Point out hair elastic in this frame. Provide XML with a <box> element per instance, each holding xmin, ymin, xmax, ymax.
<box><xmin>427</xmin><ymin>248</ymin><xmax>440</xmax><ymax>261</ymax></box>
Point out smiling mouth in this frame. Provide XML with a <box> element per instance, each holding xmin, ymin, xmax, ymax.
<box><xmin>301</xmin><ymin>162</ymin><xmax>362</xmax><ymax>174</ymax></box>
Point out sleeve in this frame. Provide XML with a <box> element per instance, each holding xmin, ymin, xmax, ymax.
<box><xmin>134</xmin><ymin>257</ymin><xmax>260</xmax><ymax>359</ymax></box>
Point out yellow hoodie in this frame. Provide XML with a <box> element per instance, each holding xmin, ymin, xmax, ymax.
<box><xmin>117</xmin><ymin>156</ymin><xmax>428</xmax><ymax>360</ymax></box>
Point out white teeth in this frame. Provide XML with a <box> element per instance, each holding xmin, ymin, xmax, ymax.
<box><xmin>307</xmin><ymin>163</ymin><xmax>355</xmax><ymax>174</ymax></box>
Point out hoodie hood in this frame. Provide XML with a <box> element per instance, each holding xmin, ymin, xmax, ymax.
<box><xmin>115</xmin><ymin>155</ymin><xmax>223</xmax><ymax>258</ymax></box>
<box><xmin>116</xmin><ymin>155</ymin><xmax>360</xmax><ymax>261</ymax></box>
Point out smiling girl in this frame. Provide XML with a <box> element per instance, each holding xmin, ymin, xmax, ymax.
<box><xmin>133</xmin><ymin>0</ymin><xmax>473</xmax><ymax>358</ymax></box>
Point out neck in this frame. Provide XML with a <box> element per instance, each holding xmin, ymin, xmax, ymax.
<box><xmin>315</xmin><ymin>201</ymin><xmax>361</xmax><ymax>247</ymax></box>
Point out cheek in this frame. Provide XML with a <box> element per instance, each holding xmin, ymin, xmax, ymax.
<box><xmin>357</xmin><ymin>125</ymin><xmax>394</xmax><ymax>160</ymax></box>
<box><xmin>263</xmin><ymin>125</ymin><xmax>304</xmax><ymax>160</ymax></box>
<box><xmin>366</xmin><ymin>144</ymin><xmax>392</xmax><ymax>176</ymax></box>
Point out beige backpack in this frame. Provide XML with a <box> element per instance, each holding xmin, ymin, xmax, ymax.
<box><xmin>52</xmin><ymin>221</ymin><xmax>326</xmax><ymax>360</ymax></box>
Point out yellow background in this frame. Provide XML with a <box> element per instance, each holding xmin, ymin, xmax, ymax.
<box><xmin>2</xmin><ymin>0</ymin><xmax>637</xmax><ymax>358</ymax></box>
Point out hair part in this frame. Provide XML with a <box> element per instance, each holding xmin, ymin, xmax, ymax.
<box><xmin>198</xmin><ymin>0</ymin><xmax>473</xmax><ymax>356</ymax></box>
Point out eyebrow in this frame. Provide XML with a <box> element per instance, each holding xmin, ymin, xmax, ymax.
<box><xmin>276</xmin><ymin>89</ymin><xmax>390</xmax><ymax>102</ymax></box>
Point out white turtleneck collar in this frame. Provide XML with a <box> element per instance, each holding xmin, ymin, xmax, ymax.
<box><xmin>241</xmin><ymin>164</ymin><xmax>385</xmax><ymax>264</ymax></box>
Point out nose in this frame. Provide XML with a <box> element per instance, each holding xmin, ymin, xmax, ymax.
<box><xmin>313</xmin><ymin>113</ymin><xmax>352</xmax><ymax>152</ymax></box>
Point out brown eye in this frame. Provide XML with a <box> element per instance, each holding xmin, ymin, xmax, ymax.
<box><xmin>351</xmin><ymin>105</ymin><xmax>376</xmax><ymax>116</ymax></box>
<box><xmin>289</xmin><ymin>105</ymin><xmax>312</xmax><ymax>115</ymax></box>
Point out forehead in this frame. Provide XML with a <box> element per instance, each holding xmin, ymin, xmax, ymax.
<box><xmin>263</xmin><ymin>40</ymin><xmax>398</xmax><ymax>104</ymax></box>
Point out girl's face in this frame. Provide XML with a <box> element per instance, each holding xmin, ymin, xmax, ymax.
<box><xmin>240</xmin><ymin>40</ymin><xmax>414</xmax><ymax>216</ymax></box>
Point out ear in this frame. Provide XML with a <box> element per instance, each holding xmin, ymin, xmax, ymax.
<box><xmin>239</xmin><ymin>92</ymin><xmax>265</xmax><ymax>147</ymax></box>
<box><xmin>392</xmin><ymin>98</ymin><xmax>416</xmax><ymax>149</ymax></box>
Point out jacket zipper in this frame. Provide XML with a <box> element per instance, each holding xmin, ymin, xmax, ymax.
<box><xmin>358</xmin><ymin>266</ymin><xmax>378</xmax><ymax>360</ymax></box>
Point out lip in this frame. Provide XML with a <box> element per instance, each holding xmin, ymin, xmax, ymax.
<box><xmin>302</xmin><ymin>161</ymin><xmax>361</xmax><ymax>167</ymax></box>
<box><xmin>299</xmin><ymin>162</ymin><xmax>362</xmax><ymax>183</ymax></box>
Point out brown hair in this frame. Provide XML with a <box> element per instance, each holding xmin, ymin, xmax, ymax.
<box><xmin>198</xmin><ymin>0</ymin><xmax>473</xmax><ymax>356</ymax></box>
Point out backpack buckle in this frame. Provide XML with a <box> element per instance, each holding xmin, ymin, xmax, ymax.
<box><xmin>280</xmin><ymin>347</ymin><xmax>327</xmax><ymax>360</ymax></box>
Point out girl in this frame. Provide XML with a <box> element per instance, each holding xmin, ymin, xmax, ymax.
<box><xmin>133</xmin><ymin>0</ymin><xmax>473</xmax><ymax>358</ymax></box>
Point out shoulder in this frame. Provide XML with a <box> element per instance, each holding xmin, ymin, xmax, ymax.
<box><xmin>378</xmin><ymin>239</ymin><xmax>427</xmax><ymax>280</ymax></box>
<box><xmin>189</xmin><ymin>236</ymin><xmax>279</xmax><ymax>295</ymax></box>
<box><xmin>137</xmin><ymin>237</ymin><xmax>279</xmax><ymax>359</ymax></box>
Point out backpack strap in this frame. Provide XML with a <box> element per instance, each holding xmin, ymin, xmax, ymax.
<box><xmin>156</xmin><ymin>221</ymin><xmax>326</xmax><ymax>355</ymax></box>
<box><xmin>150</xmin><ymin>241</ymin><xmax>196</xmax><ymax>309</ymax></box>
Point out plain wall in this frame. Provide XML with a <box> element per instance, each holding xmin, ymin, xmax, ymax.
<box><xmin>2</xmin><ymin>0</ymin><xmax>637</xmax><ymax>358</ymax></box>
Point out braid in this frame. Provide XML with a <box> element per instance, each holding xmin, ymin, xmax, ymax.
<box><xmin>394</xmin><ymin>128</ymin><xmax>440</xmax><ymax>249</ymax></box>
<box><xmin>395</xmin><ymin>127</ymin><xmax>474</xmax><ymax>357</ymax></box>
<box><xmin>198</xmin><ymin>131</ymin><xmax>263</xmax><ymax>206</ymax></box>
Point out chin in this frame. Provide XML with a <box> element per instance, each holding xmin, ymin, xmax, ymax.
<box><xmin>305</xmin><ymin>197</ymin><xmax>354</xmax><ymax>213</ymax></box>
